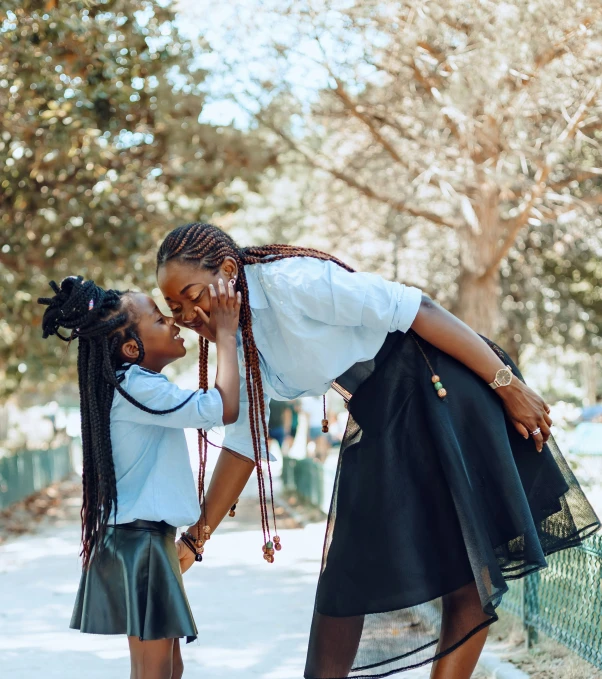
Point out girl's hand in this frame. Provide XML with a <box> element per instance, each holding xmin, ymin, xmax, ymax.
<box><xmin>497</xmin><ymin>380</ymin><xmax>552</xmax><ymax>453</ymax></box>
<box><xmin>194</xmin><ymin>279</ymin><xmax>241</xmax><ymax>339</ymax></box>
<box><xmin>176</xmin><ymin>538</ymin><xmax>196</xmax><ymax>574</ymax></box>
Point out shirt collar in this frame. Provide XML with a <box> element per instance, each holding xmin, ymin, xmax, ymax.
<box><xmin>244</xmin><ymin>264</ymin><xmax>269</xmax><ymax>309</ymax></box>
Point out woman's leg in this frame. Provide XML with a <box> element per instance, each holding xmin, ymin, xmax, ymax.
<box><xmin>305</xmin><ymin>613</ymin><xmax>364</xmax><ymax>679</ymax></box>
<box><xmin>172</xmin><ymin>639</ymin><xmax>184</xmax><ymax>679</ymax></box>
<box><xmin>128</xmin><ymin>637</ymin><xmax>174</xmax><ymax>679</ymax></box>
<box><xmin>429</xmin><ymin>581</ymin><xmax>489</xmax><ymax>679</ymax></box>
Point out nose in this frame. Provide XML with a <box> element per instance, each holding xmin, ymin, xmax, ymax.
<box><xmin>182</xmin><ymin>307</ymin><xmax>197</xmax><ymax>325</ymax></box>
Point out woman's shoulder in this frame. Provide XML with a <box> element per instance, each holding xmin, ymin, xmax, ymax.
<box><xmin>251</xmin><ymin>255</ymin><xmax>338</xmax><ymax>287</ymax></box>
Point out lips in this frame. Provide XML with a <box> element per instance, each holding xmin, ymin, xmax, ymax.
<box><xmin>172</xmin><ymin>327</ymin><xmax>184</xmax><ymax>341</ymax></box>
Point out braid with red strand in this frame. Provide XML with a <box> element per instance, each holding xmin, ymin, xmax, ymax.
<box><xmin>197</xmin><ymin>337</ymin><xmax>210</xmax><ymax>546</ymax></box>
<box><xmin>157</xmin><ymin>223</ymin><xmax>356</xmax><ymax>561</ymax></box>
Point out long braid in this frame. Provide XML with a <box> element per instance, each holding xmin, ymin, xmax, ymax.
<box><xmin>157</xmin><ymin>223</ymin><xmax>357</xmax><ymax>559</ymax></box>
<box><xmin>39</xmin><ymin>276</ymin><xmax>197</xmax><ymax>567</ymax></box>
<box><xmin>197</xmin><ymin>337</ymin><xmax>210</xmax><ymax>543</ymax></box>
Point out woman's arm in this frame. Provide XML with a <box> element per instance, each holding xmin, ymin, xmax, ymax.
<box><xmin>411</xmin><ymin>296</ymin><xmax>552</xmax><ymax>451</ymax></box>
<box><xmin>187</xmin><ymin>448</ymin><xmax>255</xmax><ymax>540</ymax></box>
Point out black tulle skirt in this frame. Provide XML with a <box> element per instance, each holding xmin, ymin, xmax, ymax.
<box><xmin>304</xmin><ymin>331</ymin><xmax>600</xmax><ymax>678</ymax></box>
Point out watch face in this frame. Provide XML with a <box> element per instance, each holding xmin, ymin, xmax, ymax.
<box><xmin>497</xmin><ymin>368</ymin><xmax>512</xmax><ymax>386</ymax></box>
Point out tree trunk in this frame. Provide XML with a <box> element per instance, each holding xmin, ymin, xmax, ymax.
<box><xmin>452</xmin><ymin>182</ymin><xmax>503</xmax><ymax>339</ymax></box>
<box><xmin>453</xmin><ymin>270</ymin><xmax>500</xmax><ymax>338</ymax></box>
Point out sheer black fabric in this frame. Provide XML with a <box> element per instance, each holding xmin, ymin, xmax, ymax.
<box><xmin>305</xmin><ymin>332</ymin><xmax>600</xmax><ymax>678</ymax></box>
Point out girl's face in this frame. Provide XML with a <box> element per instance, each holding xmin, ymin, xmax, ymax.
<box><xmin>157</xmin><ymin>258</ymin><xmax>238</xmax><ymax>343</ymax></box>
<box><xmin>120</xmin><ymin>293</ymin><xmax>186</xmax><ymax>372</ymax></box>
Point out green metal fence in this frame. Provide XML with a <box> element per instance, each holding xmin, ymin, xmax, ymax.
<box><xmin>282</xmin><ymin>457</ymin><xmax>325</xmax><ymax>509</ymax></box>
<box><xmin>501</xmin><ymin>534</ymin><xmax>602</xmax><ymax>667</ymax></box>
<box><xmin>282</xmin><ymin>456</ymin><xmax>339</xmax><ymax>514</ymax></box>
<box><xmin>0</xmin><ymin>445</ymin><xmax>73</xmax><ymax>511</ymax></box>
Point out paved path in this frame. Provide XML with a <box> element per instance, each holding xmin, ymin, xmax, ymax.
<box><xmin>0</xmin><ymin>490</ymin><xmax>431</xmax><ymax>678</ymax></box>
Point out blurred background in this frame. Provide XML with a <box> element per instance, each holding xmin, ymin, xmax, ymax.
<box><xmin>1</xmin><ymin>1</ymin><xmax>602</xmax><ymax>677</ymax></box>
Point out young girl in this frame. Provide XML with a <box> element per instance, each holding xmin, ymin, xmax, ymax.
<box><xmin>155</xmin><ymin>223</ymin><xmax>599</xmax><ymax>679</ymax></box>
<box><xmin>38</xmin><ymin>274</ymin><xmax>241</xmax><ymax>679</ymax></box>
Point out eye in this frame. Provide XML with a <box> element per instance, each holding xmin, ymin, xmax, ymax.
<box><xmin>192</xmin><ymin>291</ymin><xmax>203</xmax><ymax>303</ymax></box>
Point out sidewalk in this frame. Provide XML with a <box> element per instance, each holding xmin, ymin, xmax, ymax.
<box><xmin>0</xmin><ymin>482</ymin><xmax>489</xmax><ymax>678</ymax></box>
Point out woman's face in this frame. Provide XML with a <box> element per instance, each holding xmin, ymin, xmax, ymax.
<box><xmin>157</xmin><ymin>257</ymin><xmax>238</xmax><ymax>342</ymax></box>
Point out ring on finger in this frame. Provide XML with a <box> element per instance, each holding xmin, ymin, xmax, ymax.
<box><xmin>531</xmin><ymin>427</ymin><xmax>541</xmax><ymax>436</ymax></box>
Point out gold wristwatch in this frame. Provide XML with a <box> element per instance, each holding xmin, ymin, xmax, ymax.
<box><xmin>489</xmin><ymin>365</ymin><xmax>513</xmax><ymax>390</ymax></box>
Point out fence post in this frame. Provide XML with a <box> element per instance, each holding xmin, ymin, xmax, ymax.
<box><xmin>523</xmin><ymin>572</ymin><xmax>540</xmax><ymax>648</ymax></box>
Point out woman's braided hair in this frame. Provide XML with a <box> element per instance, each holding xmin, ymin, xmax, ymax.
<box><xmin>157</xmin><ymin>223</ymin><xmax>354</xmax><ymax>553</ymax></box>
<box><xmin>38</xmin><ymin>276</ymin><xmax>195</xmax><ymax>567</ymax></box>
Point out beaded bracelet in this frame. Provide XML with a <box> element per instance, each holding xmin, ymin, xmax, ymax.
<box><xmin>180</xmin><ymin>532</ymin><xmax>203</xmax><ymax>562</ymax></box>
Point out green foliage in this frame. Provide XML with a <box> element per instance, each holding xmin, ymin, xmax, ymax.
<box><xmin>0</xmin><ymin>1</ymin><xmax>273</xmax><ymax>399</ymax></box>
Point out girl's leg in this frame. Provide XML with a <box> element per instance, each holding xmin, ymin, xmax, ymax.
<box><xmin>172</xmin><ymin>639</ymin><xmax>184</xmax><ymax>679</ymax></box>
<box><xmin>128</xmin><ymin>637</ymin><xmax>174</xmax><ymax>679</ymax></box>
<box><xmin>429</xmin><ymin>581</ymin><xmax>489</xmax><ymax>679</ymax></box>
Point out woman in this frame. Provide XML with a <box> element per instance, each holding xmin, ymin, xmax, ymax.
<box><xmin>156</xmin><ymin>223</ymin><xmax>599</xmax><ymax>679</ymax></box>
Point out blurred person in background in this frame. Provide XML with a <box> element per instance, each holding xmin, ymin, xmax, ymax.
<box><xmin>301</xmin><ymin>395</ymin><xmax>330</xmax><ymax>463</ymax></box>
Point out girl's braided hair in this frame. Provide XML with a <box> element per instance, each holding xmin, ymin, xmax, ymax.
<box><xmin>157</xmin><ymin>223</ymin><xmax>354</xmax><ymax>553</ymax></box>
<box><xmin>38</xmin><ymin>276</ymin><xmax>194</xmax><ymax>566</ymax></box>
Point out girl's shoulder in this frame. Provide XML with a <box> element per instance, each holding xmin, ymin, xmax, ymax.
<box><xmin>115</xmin><ymin>365</ymin><xmax>169</xmax><ymax>399</ymax></box>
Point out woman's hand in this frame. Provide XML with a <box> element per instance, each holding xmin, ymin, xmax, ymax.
<box><xmin>497</xmin><ymin>380</ymin><xmax>553</xmax><ymax>452</ymax></box>
<box><xmin>176</xmin><ymin>538</ymin><xmax>196</xmax><ymax>575</ymax></box>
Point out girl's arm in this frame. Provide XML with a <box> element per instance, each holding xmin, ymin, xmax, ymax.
<box><xmin>411</xmin><ymin>296</ymin><xmax>552</xmax><ymax>451</ymax></box>
<box><xmin>196</xmin><ymin>279</ymin><xmax>241</xmax><ymax>425</ymax></box>
<box><xmin>180</xmin><ymin>281</ymin><xmax>244</xmax><ymax>563</ymax></box>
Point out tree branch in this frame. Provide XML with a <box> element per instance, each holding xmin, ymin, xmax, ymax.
<box><xmin>485</xmin><ymin>81</ymin><xmax>601</xmax><ymax>277</ymax></box>
<box><xmin>259</xmin><ymin>113</ymin><xmax>464</xmax><ymax>230</ymax></box>
<box><xmin>557</xmin><ymin>81</ymin><xmax>601</xmax><ymax>143</ymax></box>
<box><xmin>330</xmin><ymin>78</ymin><xmax>411</xmax><ymax>172</ymax></box>
<box><xmin>483</xmin><ymin>165</ymin><xmax>551</xmax><ymax>278</ymax></box>
<box><xmin>546</xmin><ymin>168</ymin><xmax>602</xmax><ymax>192</ymax></box>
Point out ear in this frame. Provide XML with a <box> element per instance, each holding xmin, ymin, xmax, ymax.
<box><xmin>221</xmin><ymin>256</ymin><xmax>238</xmax><ymax>280</ymax></box>
<box><xmin>121</xmin><ymin>338</ymin><xmax>140</xmax><ymax>362</ymax></box>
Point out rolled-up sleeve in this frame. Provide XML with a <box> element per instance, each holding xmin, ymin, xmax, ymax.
<box><xmin>222</xmin><ymin>372</ymin><xmax>273</xmax><ymax>461</ymax></box>
<box><xmin>389</xmin><ymin>284</ymin><xmax>423</xmax><ymax>333</ymax></box>
<box><xmin>113</xmin><ymin>369</ymin><xmax>223</xmax><ymax>431</ymax></box>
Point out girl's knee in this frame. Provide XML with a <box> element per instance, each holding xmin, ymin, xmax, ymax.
<box><xmin>128</xmin><ymin>637</ymin><xmax>174</xmax><ymax>679</ymax></box>
<box><xmin>131</xmin><ymin>658</ymin><xmax>173</xmax><ymax>679</ymax></box>
<box><xmin>171</xmin><ymin>639</ymin><xmax>184</xmax><ymax>679</ymax></box>
<box><xmin>172</xmin><ymin>656</ymin><xmax>184</xmax><ymax>679</ymax></box>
